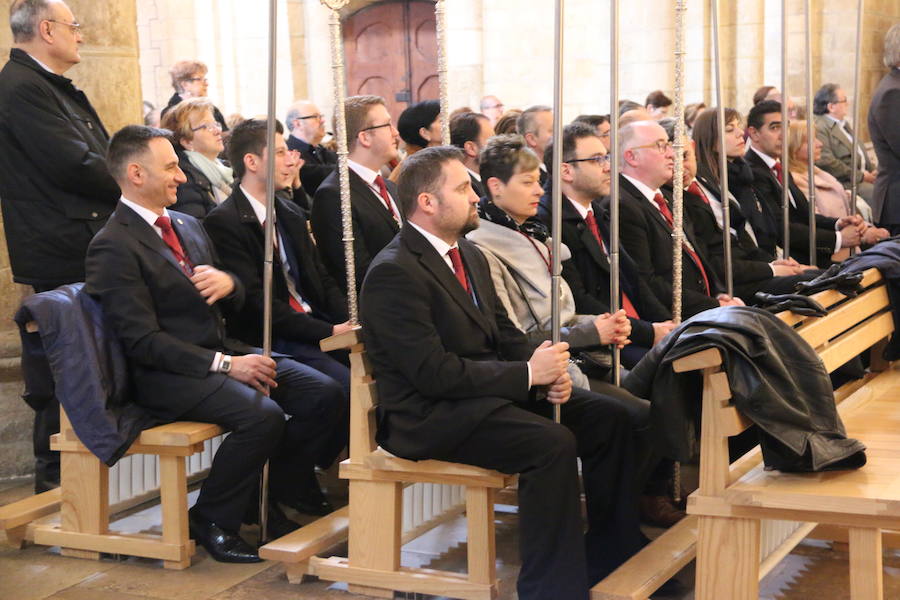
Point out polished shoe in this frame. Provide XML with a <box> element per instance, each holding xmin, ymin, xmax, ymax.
<box><xmin>278</xmin><ymin>483</ymin><xmax>334</xmax><ymax>516</ymax></box>
<box><xmin>639</xmin><ymin>495</ymin><xmax>687</xmax><ymax>528</ymax></box>
<box><xmin>189</xmin><ymin>512</ymin><xmax>263</xmax><ymax>563</ymax></box>
<box><xmin>244</xmin><ymin>501</ymin><xmax>301</xmax><ymax>540</ymax></box>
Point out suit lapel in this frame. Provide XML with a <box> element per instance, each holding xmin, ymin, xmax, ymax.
<box><xmin>403</xmin><ymin>227</ymin><xmax>493</xmax><ymax>337</ymax></box>
<box><xmin>116</xmin><ymin>204</ymin><xmax>194</xmax><ymax>280</ymax></box>
<box><xmin>350</xmin><ymin>169</ymin><xmax>400</xmax><ymax>232</ymax></box>
<box><xmin>561</xmin><ymin>196</ymin><xmax>609</xmax><ymax>272</ymax></box>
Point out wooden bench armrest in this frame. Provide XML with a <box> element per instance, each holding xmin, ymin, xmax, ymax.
<box><xmin>259</xmin><ymin>506</ymin><xmax>349</xmax><ymax>562</ymax></box>
<box><xmin>672</xmin><ymin>347</ymin><xmax>722</xmax><ymax>373</ymax></box>
<box><xmin>0</xmin><ymin>488</ymin><xmax>61</xmax><ymax>530</ymax></box>
<box><xmin>137</xmin><ymin>422</ymin><xmax>224</xmax><ymax>446</ymax></box>
<box><xmin>320</xmin><ymin>326</ymin><xmax>363</xmax><ymax>352</ymax></box>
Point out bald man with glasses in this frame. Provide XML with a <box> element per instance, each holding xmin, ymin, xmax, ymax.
<box><xmin>286</xmin><ymin>100</ymin><xmax>337</xmax><ymax>195</ymax></box>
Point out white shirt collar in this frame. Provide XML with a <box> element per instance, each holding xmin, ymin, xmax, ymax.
<box><xmin>466</xmin><ymin>167</ymin><xmax>481</xmax><ymax>182</ymax></box>
<box><xmin>240</xmin><ymin>185</ymin><xmax>268</xmax><ymax>225</ymax></box>
<box><xmin>347</xmin><ymin>158</ymin><xmax>380</xmax><ymax>186</ymax></box>
<box><xmin>567</xmin><ymin>196</ymin><xmax>591</xmax><ymax>220</ymax></box>
<box><xmin>622</xmin><ymin>173</ymin><xmax>661</xmax><ymax>202</ymax></box>
<box><xmin>120</xmin><ymin>196</ymin><xmax>170</xmax><ymax>235</ymax></box>
<box><xmin>825</xmin><ymin>114</ymin><xmax>844</xmax><ymax>127</ymax></box>
<box><xmin>407</xmin><ymin>220</ymin><xmax>457</xmax><ymax>270</ymax></box>
<box><xmin>750</xmin><ymin>145</ymin><xmax>778</xmax><ymax>169</ymax></box>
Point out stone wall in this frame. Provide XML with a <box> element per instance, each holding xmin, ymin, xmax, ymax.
<box><xmin>0</xmin><ymin>0</ymin><xmax>143</xmax><ymax>479</ymax></box>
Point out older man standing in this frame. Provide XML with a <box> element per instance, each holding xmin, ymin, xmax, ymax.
<box><xmin>868</xmin><ymin>24</ymin><xmax>900</xmax><ymax>236</ymax></box>
<box><xmin>285</xmin><ymin>100</ymin><xmax>336</xmax><ymax>195</ymax></box>
<box><xmin>0</xmin><ymin>0</ymin><xmax>120</xmax><ymax>492</ymax></box>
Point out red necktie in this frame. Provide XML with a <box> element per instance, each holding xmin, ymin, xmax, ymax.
<box><xmin>652</xmin><ymin>193</ymin><xmax>711</xmax><ymax>295</ymax></box>
<box><xmin>374</xmin><ymin>175</ymin><xmax>398</xmax><ymax>221</ymax></box>
<box><xmin>447</xmin><ymin>247</ymin><xmax>469</xmax><ymax>294</ymax></box>
<box><xmin>772</xmin><ymin>160</ymin><xmax>783</xmax><ymax>185</ymax></box>
<box><xmin>687</xmin><ymin>181</ymin><xmax>709</xmax><ymax>205</ymax></box>
<box><xmin>584</xmin><ymin>210</ymin><xmax>640</xmax><ymax>319</ymax></box>
<box><xmin>154</xmin><ymin>215</ymin><xmax>193</xmax><ymax>276</ymax></box>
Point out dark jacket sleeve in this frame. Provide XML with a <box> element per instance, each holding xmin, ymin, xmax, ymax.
<box><xmin>872</xmin><ymin>86</ymin><xmax>900</xmax><ymax>158</ymax></box>
<box><xmin>9</xmin><ymin>78</ymin><xmax>118</xmax><ymax>202</ymax></box>
<box><xmin>361</xmin><ymin>259</ymin><xmax>529</xmax><ymax>400</ymax></box>
<box><xmin>312</xmin><ymin>182</ymin><xmax>374</xmax><ymax>292</ymax></box>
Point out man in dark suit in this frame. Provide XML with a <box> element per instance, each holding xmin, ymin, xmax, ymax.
<box><xmin>617</xmin><ymin>120</ymin><xmax>740</xmax><ymax>318</ymax></box>
<box><xmin>86</xmin><ymin>125</ymin><xmax>344</xmax><ymax>561</ymax></box>
<box><xmin>538</xmin><ymin>122</ymin><xmax>674</xmax><ymax>366</ymax></box>
<box><xmin>360</xmin><ymin>146</ymin><xmax>645</xmax><ymax>599</ymax></box>
<box><xmin>745</xmin><ymin>100</ymin><xmax>862</xmax><ymax>265</ymax></box>
<box><xmin>517</xmin><ymin>105</ymin><xmax>554</xmax><ymax>187</ymax></box>
<box><xmin>204</xmin><ymin>119</ymin><xmax>350</xmax><ymax>515</ymax></box>
<box><xmin>285</xmin><ymin>100</ymin><xmax>336</xmax><ymax>195</ymax></box>
<box><xmin>450</xmin><ymin>111</ymin><xmax>494</xmax><ymax>198</ymax></box>
<box><xmin>312</xmin><ymin>95</ymin><xmax>401</xmax><ymax>292</ymax></box>
<box><xmin>868</xmin><ymin>25</ymin><xmax>900</xmax><ymax>235</ymax></box>
<box><xmin>0</xmin><ymin>0</ymin><xmax>121</xmax><ymax>492</ymax></box>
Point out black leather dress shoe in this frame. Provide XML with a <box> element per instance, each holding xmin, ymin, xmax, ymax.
<box><xmin>277</xmin><ymin>482</ymin><xmax>334</xmax><ymax>516</ymax></box>
<box><xmin>189</xmin><ymin>513</ymin><xmax>263</xmax><ymax>563</ymax></box>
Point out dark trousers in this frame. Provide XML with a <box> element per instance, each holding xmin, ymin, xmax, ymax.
<box><xmin>428</xmin><ymin>389</ymin><xmax>640</xmax><ymax>600</ymax></box>
<box><xmin>178</xmin><ymin>356</ymin><xmax>346</xmax><ymax>530</ymax></box>
<box><xmin>31</xmin><ymin>283</ymin><xmax>63</xmax><ymax>491</ymax></box>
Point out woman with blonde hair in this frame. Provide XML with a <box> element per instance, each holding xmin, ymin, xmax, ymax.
<box><xmin>161</xmin><ymin>97</ymin><xmax>234</xmax><ymax>218</ymax></box>
<box><xmin>787</xmin><ymin>120</ymin><xmax>887</xmax><ymax>258</ymax></box>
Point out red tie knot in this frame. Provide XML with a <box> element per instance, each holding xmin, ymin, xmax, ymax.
<box><xmin>154</xmin><ymin>215</ymin><xmax>172</xmax><ymax>231</ymax></box>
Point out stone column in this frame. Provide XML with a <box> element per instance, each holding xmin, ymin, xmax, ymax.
<box><xmin>0</xmin><ymin>0</ymin><xmax>143</xmax><ymax>479</ymax></box>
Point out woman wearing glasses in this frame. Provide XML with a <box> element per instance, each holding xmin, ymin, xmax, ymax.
<box><xmin>161</xmin><ymin>60</ymin><xmax>228</xmax><ymax>132</ymax></box>
<box><xmin>161</xmin><ymin>98</ymin><xmax>233</xmax><ymax>218</ymax></box>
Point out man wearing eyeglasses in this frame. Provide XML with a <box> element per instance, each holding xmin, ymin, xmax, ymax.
<box><xmin>285</xmin><ymin>100</ymin><xmax>337</xmax><ymax>195</ymax></box>
<box><xmin>0</xmin><ymin>0</ymin><xmax>121</xmax><ymax>492</ymax></box>
<box><xmin>312</xmin><ymin>95</ymin><xmax>402</xmax><ymax>292</ymax></box>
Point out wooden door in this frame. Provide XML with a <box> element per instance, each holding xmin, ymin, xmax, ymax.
<box><xmin>343</xmin><ymin>1</ymin><xmax>438</xmax><ymax>121</ymax></box>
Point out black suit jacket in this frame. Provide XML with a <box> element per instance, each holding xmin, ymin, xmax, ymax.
<box><xmin>286</xmin><ymin>134</ymin><xmax>337</xmax><ymax>196</ymax></box>
<box><xmin>536</xmin><ymin>194</ymin><xmax>670</xmax><ymax>349</ymax></box>
<box><xmin>312</xmin><ymin>167</ymin><xmax>401</xmax><ymax>292</ymax></box>
<box><xmin>0</xmin><ymin>49</ymin><xmax>120</xmax><ymax>286</ymax></box>
<box><xmin>469</xmin><ymin>172</ymin><xmax>487</xmax><ymax>199</ymax></box>
<box><xmin>85</xmin><ymin>203</ymin><xmax>249</xmax><ymax>421</ymax></box>
<box><xmin>745</xmin><ymin>147</ymin><xmax>837</xmax><ymax>265</ymax></box>
<box><xmin>359</xmin><ymin>225</ymin><xmax>531</xmax><ymax>459</ymax></box>
<box><xmin>868</xmin><ymin>67</ymin><xmax>900</xmax><ymax>225</ymax></box>
<box><xmin>203</xmin><ymin>187</ymin><xmax>348</xmax><ymax>347</ymax></box>
<box><xmin>618</xmin><ymin>175</ymin><xmax>722</xmax><ymax>318</ymax></box>
<box><xmin>171</xmin><ymin>148</ymin><xmax>217</xmax><ymax>219</ymax></box>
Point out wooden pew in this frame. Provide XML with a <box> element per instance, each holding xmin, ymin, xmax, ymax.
<box><xmin>260</xmin><ymin>328</ymin><xmax>515</xmax><ymax>599</ymax></box>
<box><xmin>0</xmin><ymin>321</ymin><xmax>223</xmax><ymax>569</ymax></box>
<box><xmin>593</xmin><ymin>268</ymin><xmax>893</xmax><ymax>599</ymax></box>
<box><xmin>673</xmin><ymin>268</ymin><xmax>899</xmax><ymax>599</ymax></box>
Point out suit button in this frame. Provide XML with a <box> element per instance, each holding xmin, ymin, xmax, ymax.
<box><xmin>91</xmin><ymin>211</ymin><xmax>99</xmax><ymax>218</ymax></box>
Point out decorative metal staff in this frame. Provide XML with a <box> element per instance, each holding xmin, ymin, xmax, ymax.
<box><xmin>671</xmin><ymin>0</ymin><xmax>687</xmax><ymax>323</ymax></box>
<box><xmin>781</xmin><ymin>0</ymin><xmax>791</xmax><ymax>259</ymax></box>
<box><xmin>849</xmin><ymin>0</ymin><xmax>864</xmax><ymax>231</ymax></box>
<box><xmin>435</xmin><ymin>0</ymin><xmax>450</xmax><ymax>145</ymax></box>
<box><xmin>321</xmin><ymin>0</ymin><xmax>357</xmax><ymax>324</ymax></box>
<box><xmin>711</xmin><ymin>0</ymin><xmax>733</xmax><ymax>296</ymax></box>
<box><xmin>804</xmin><ymin>0</ymin><xmax>817</xmax><ymax>267</ymax></box>
<box><xmin>258</xmin><ymin>0</ymin><xmax>279</xmax><ymax>544</ymax></box>
<box><xmin>609</xmin><ymin>0</ymin><xmax>622</xmax><ymax>386</ymax></box>
<box><xmin>550</xmin><ymin>0</ymin><xmax>565</xmax><ymax>423</ymax></box>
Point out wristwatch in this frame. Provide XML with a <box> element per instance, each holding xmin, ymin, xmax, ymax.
<box><xmin>219</xmin><ymin>354</ymin><xmax>233</xmax><ymax>374</ymax></box>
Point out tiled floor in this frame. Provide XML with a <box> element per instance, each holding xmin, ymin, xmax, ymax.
<box><xmin>3</xmin><ymin>474</ymin><xmax>900</xmax><ymax>600</ymax></box>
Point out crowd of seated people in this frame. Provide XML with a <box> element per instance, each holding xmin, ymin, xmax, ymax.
<box><xmin>4</xmin><ymin>1</ymin><xmax>900</xmax><ymax>594</ymax></box>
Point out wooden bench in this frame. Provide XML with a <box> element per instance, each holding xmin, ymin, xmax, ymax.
<box><xmin>592</xmin><ymin>268</ymin><xmax>893</xmax><ymax>599</ymax></box>
<box><xmin>0</xmin><ymin>321</ymin><xmax>223</xmax><ymax>569</ymax></box>
<box><xmin>260</xmin><ymin>328</ymin><xmax>515</xmax><ymax>599</ymax></box>
<box><xmin>671</xmin><ymin>268</ymin><xmax>899</xmax><ymax>599</ymax></box>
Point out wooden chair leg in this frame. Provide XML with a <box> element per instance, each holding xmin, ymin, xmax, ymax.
<box><xmin>466</xmin><ymin>487</ymin><xmax>496</xmax><ymax>585</ymax></box>
<box><xmin>159</xmin><ymin>455</ymin><xmax>192</xmax><ymax>570</ymax></box>
<box><xmin>695</xmin><ymin>516</ymin><xmax>759</xmax><ymax>600</ymax></box>
<box><xmin>59</xmin><ymin>451</ymin><xmax>108</xmax><ymax>560</ymax></box>
<box><xmin>347</xmin><ymin>480</ymin><xmax>401</xmax><ymax>598</ymax></box>
<box><xmin>285</xmin><ymin>560</ymin><xmax>313</xmax><ymax>584</ymax></box>
<box><xmin>849</xmin><ymin>527</ymin><xmax>883</xmax><ymax>600</ymax></box>
<box><xmin>5</xmin><ymin>524</ymin><xmax>26</xmax><ymax>549</ymax></box>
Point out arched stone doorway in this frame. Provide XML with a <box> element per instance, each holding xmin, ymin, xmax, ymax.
<box><xmin>342</xmin><ymin>0</ymin><xmax>437</xmax><ymax>120</ymax></box>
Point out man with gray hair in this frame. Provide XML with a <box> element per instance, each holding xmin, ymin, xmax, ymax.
<box><xmin>0</xmin><ymin>0</ymin><xmax>119</xmax><ymax>492</ymax></box>
<box><xmin>868</xmin><ymin>23</ymin><xmax>900</xmax><ymax>235</ymax></box>
<box><xmin>516</xmin><ymin>104</ymin><xmax>553</xmax><ymax>186</ymax></box>
<box><xmin>813</xmin><ymin>82</ymin><xmax>876</xmax><ymax>204</ymax></box>
<box><xmin>285</xmin><ymin>99</ymin><xmax>336</xmax><ymax>195</ymax></box>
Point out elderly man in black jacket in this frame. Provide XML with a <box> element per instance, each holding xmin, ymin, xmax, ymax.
<box><xmin>869</xmin><ymin>24</ymin><xmax>900</xmax><ymax>235</ymax></box>
<box><xmin>0</xmin><ymin>0</ymin><xmax>120</xmax><ymax>492</ymax></box>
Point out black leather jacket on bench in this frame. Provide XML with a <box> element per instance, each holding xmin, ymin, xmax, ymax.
<box><xmin>623</xmin><ymin>306</ymin><xmax>866</xmax><ymax>472</ymax></box>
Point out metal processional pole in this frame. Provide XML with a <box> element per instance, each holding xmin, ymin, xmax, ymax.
<box><xmin>849</xmin><ymin>0</ymin><xmax>864</xmax><ymax>235</ymax></box>
<box><xmin>258</xmin><ymin>0</ymin><xmax>279</xmax><ymax>544</ymax></box>
<box><xmin>550</xmin><ymin>0</ymin><xmax>565</xmax><ymax>423</ymax></box>
<box><xmin>435</xmin><ymin>0</ymin><xmax>450</xmax><ymax>145</ymax></box>
<box><xmin>609</xmin><ymin>0</ymin><xmax>622</xmax><ymax>386</ymax></box>
<box><xmin>804</xmin><ymin>0</ymin><xmax>817</xmax><ymax>266</ymax></box>
<box><xmin>671</xmin><ymin>0</ymin><xmax>687</xmax><ymax>323</ymax></box>
<box><xmin>712</xmin><ymin>0</ymin><xmax>733</xmax><ymax>296</ymax></box>
<box><xmin>781</xmin><ymin>0</ymin><xmax>792</xmax><ymax>259</ymax></box>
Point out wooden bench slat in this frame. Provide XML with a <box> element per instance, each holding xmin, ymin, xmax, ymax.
<box><xmin>0</xmin><ymin>488</ymin><xmax>61</xmax><ymax>530</ymax></box>
<box><xmin>138</xmin><ymin>422</ymin><xmax>224</xmax><ymax>446</ymax></box>
<box><xmin>797</xmin><ymin>284</ymin><xmax>890</xmax><ymax>350</ymax></box>
<box><xmin>777</xmin><ymin>268</ymin><xmax>883</xmax><ymax>328</ymax></box>
<box><xmin>320</xmin><ymin>327</ymin><xmax>362</xmax><ymax>352</ymax></box>
<box><xmin>259</xmin><ymin>506</ymin><xmax>349</xmax><ymax>562</ymax></box>
<box><xmin>819</xmin><ymin>311</ymin><xmax>894</xmax><ymax>373</ymax></box>
<box><xmin>672</xmin><ymin>347</ymin><xmax>722</xmax><ymax>373</ymax></box>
